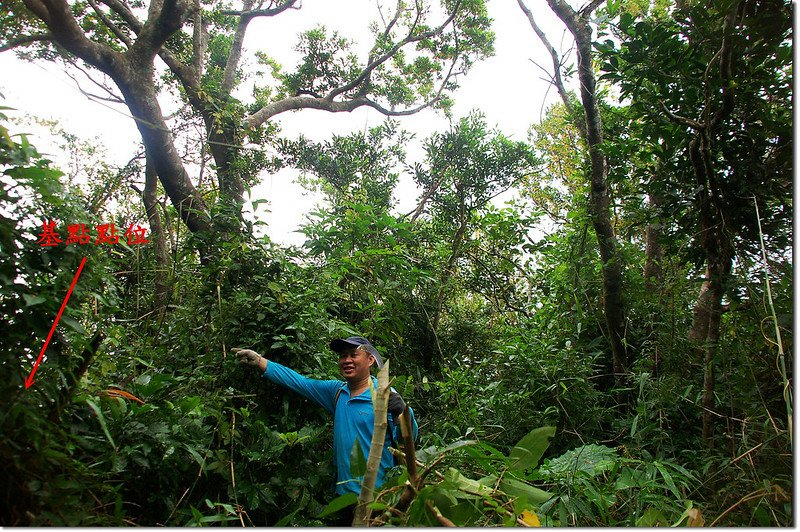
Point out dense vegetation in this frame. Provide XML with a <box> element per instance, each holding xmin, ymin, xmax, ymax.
<box><xmin>1</xmin><ymin>0</ymin><xmax>792</xmax><ymax>526</ymax></box>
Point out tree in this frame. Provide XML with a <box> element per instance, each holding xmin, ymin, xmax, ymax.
<box><xmin>598</xmin><ymin>0</ymin><xmax>792</xmax><ymax>443</ymax></box>
<box><xmin>3</xmin><ymin>0</ymin><xmax>494</xmax><ymax>240</ymax></box>
<box><xmin>517</xmin><ymin>0</ymin><xmax>630</xmax><ymax>384</ymax></box>
<box><xmin>410</xmin><ymin>111</ymin><xmax>537</xmax><ymax>334</ymax></box>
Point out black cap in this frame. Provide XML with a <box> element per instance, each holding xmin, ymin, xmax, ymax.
<box><xmin>330</xmin><ymin>336</ymin><xmax>384</xmax><ymax>369</ymax></box>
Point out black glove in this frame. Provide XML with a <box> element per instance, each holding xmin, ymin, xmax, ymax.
<box><xmin>388</xmin><ymin>391</ymin><xmax>406</xmax><ymax>418</ymax></box>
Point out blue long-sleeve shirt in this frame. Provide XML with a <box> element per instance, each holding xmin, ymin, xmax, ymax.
<box><xmin>263</xmin><ymin>360</ymin><xmax>418</xmax><ymax>495</ymax></box>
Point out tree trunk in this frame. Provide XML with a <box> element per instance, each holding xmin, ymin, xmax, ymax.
<box><xmin>686</xmin><ymin>130</ymin><xmax>734</xmax><ymax>446</ymax></box>
<box><xmin>116</xmin><ymin>63</ymin><xmax>211</xmax><ymax>234</ymax></box>
<box><xmin>546</xmin><ymin>0</ymin><xmax>629</xmax><ymax>382</ymax></box>
<box><xmin>644</xmin><ymin>192</ymin><xmax>664</xmax><ymax>374</ymax></box>
<box><xmin>643</xmin><ymin>194</ymin><xmax>664</xmax><ymax>293</ymax></box>
<box><xmin>21</xmin><ymin>0</ymin><xmax>212</xmax><ymax>236</ymax></box>
<box><xmin>143</xmin><ymin>151</ymin><xmax>171</xmax><ymax>316</ymax></box>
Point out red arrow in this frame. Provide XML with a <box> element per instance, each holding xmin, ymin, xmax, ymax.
<box><xmin>25</xmin><ymin>256</ymin><xmax>87</xmax><ymax>389</ymax></box>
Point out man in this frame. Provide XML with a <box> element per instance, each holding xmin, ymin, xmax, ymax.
<box><xmin>233</xmin><ymin>336</ymin><xmax>417</xmax><ymax>498</ymax></box>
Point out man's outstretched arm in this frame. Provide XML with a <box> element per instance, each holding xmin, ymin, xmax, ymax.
<box><xmin>232</xmin><ymin>347</ymin><xmax>339</xmax><ymax>412</ymax></box>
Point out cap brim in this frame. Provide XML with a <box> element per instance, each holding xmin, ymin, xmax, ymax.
<box><xmin>330</xmin><ymin>338</ymin><xmax>383</xmax><ymax>369</ymax></box>
<box><xmin>330</xmin><ymin>338</ymin><xmax>360</xmax><ymax>352</ymax></box>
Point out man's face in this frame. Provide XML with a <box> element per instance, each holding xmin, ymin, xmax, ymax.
<box><xmin>338</xmin><ymin>346</ymin><xmax>374</xmax><ymax>382</ymax></box>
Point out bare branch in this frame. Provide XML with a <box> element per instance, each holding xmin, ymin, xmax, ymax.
<box><xmin>23</xmin><ymin>0</ymin><xmax>121</xmax><ymax>71</ymax></box>
<box><xmin>191</xmin><ymin>0</ymin><xmax>206</xmax><ymax>78</ymax></box>
<box><xmin>22</xmin><ymin>0</ymin><xmax>51</xmax><ymax>25</ymax></box>
<box><xmin>87</xmin><ymin>0</ymin><xmax>131</xmax><ymax>47</ymax></box>
<box><xmin>518</xmin><ymin>0</ymin><xmax>574</xmax><ymax>115</ymax></box>
<box><xmin>219</xmin><ymin>0</ymin><xmax>298</xmax><ymax>20</ymax></box>
<box><xmin>65</xmin><ymin>62</ymin><xmax>126</xmax><ymax>104</ymax></box>
<box><xmin>328</xmin><ymin>1</ymin><xmax>459</xmax><ymax>101</ymax></box>
<box><xmin>580</xmin><ymin>0</ymin><xmax>605</xmax><ymax>17</ymax></box>
<box><xmin>245</xmin><ymin>91</ymin><xmax>441</xmax><ymax>129</ymax></box>
<box><xmin>0</xmin><ymin>33</ymin><xmax>52</xmax><ymax>53</ymax></box>
<box><xmin>220</xmin><ymin>0</ymin><xmax>255</xmax><ymax>96</ymax></box>
<box><xmin>100</xmin><ymin>0</ymin><xmax>143</xmax><ymax>32</ymax></box>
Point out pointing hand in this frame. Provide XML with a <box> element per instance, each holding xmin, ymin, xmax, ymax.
<box><xmin>232</xmin><ymin>348</ymin><xmax>263</xmax><ymax>368</ymax></box>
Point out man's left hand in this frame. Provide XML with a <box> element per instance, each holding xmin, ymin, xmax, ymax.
<box><xmin>388</xmin><ymin>391</ymin><xmax>406</xmax><ymax>418</ymax></box>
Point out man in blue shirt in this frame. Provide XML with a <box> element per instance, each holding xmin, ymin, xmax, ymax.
<box><xmin>232</xmin><ymin>336</ymin><xmax>417</xmax><ymax>498</ymax></box>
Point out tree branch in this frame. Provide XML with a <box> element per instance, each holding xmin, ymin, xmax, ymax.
<box><xmin>131</xmin><ymin>0</ymin><xmax>192</xmax><ymax>62</ymax></box>
<box><xmin>0</xmin><ymin>33</ymin><xmax>52</xmax><ymax>53</ymax></box>
<box><xmin>245</xmin><ymin>85</ymin><xmax>444</xmax><ymax>129</ymax></box>
<box><xmin>517</xmin><ymin>0</ymin><xmax>577</xmax><ymax>128</ymax></box>
<box><xmin>580</xmin><ymin>0</ymin><xmax>605</xmax><ymax>17</ymax></box>
<box><xmin>191</xmin><ymin>0</ymin><xmax>206</xmax><ymax>80</ymax></box>
<box><xmin>658</xmin><ymin>101</ymin><xmax>704</xmax><ymax>130</ymax></box>
<box><xmin>219</xmin><ymin>0</ymin><xmax>299</xmax><ymax>20</ymax></box>
<box><xmin>87</xmin><ymin>0</ymin><xmax>131</xmax><ymax>48</ymax></box>
<box><xmin>102</xmin><ymin>0</ymin><xmax>199</xmax><ymax>88</ymax></box>
<box><xmin>329</xmin><ymin>1</ymin><xmax>459</xmax><ymax>101</ymax></box>
<box><xmin>220</xmin><ymin>0</ymin><xmax>254</xmax><ymax>96</ymax></box>
<box><xmin>709</xmin><ymin>9</ymin><xmax>737</xmax><ymax>130</ymax></box>
<box><xmin>64</xmin><ymin>62</ymin><xmax>126</xmax><ymax>104</ymax></box>
<box><xmin>23</xmin><ymin>0</ymin><xmax>122</xmax><ymax>71</ymax></box>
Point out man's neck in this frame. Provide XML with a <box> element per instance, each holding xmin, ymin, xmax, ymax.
<box><xmin>347</xmin><ymin>375</ymin><xmax>372</xmax><ymax>396</ymax></box>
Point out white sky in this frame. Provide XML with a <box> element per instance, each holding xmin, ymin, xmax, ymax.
<box><xmin>0</xmin><ymin>0</ymin><xmax>568</xmax><ymax>247</ymax></box>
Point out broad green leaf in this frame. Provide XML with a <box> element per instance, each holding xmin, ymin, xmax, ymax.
<box><xmin>60</xmin><ymin>314</ymin><xmax>85</xmax><ymax>334</ymax></box>
<box><xmin>350</xmin><ymin>440</ymin><xmax>367</xmax><ymax>478</ymax></box>
<box><xmin>508</xmin><ymin>426</ymin><xmax>556</xmax><ymax>472</ymax></box>
<box><xmin>443</xmin><ymin>467</ymin><xmax>492</xmax><ymax>497</ymax></box>
<box><xmin>318</xmin><ymin>492</ymin><xmax>358</xmax><ymax>517</ymax></box>
<box><xmin>22</xmin><ymin>293</ymin><xmax>46</xmax><ymax>307</ymax></box>
<box><xmin>479</xmin><ymin>475</ymin><xmax>553</xmax><ymax>506</ymax></box>
<box><xmin>417</xmin><ymin>439</ymin><xmax>479</xmax><ymax>462</ymax></box>
<box><xmin>541</xmin><ymin>444</ymin><xmax>618</xmax><ymax>477</ymax></box>
<box><xmin>636</xmin><ymin>507</ymin><xmax>669</xmax><ymax>527</ymax></box>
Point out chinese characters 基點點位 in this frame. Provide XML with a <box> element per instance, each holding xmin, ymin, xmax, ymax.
<box><xmin>36</xmin><ymin>220</ymin><xmax>151</xmax><ymax>247</ymax></box>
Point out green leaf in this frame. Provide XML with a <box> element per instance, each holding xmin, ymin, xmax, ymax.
<box><xmin>654</xmin><ymin>461</ymin><xmax>680</xmax><ymax>498</ymax></box>
<box><xmin>636</xmin><ymin>507</ymin><xmax>669</xmax><ymax>527</ymax></box>
<box><xmin>318</xmin><ymin>492</ymin><xmax>358</xmax><ymax>517</ymax></box>
<box><xmin>508</xmin><ymin>426</ymin><xmax>556</xmax><ymax>472</ymax></box>
<box><xmin>85</xmin><ymin>398</ymin><xmax>116</xmax><ymax>450</ymax></box>
<box><xmin>479</xmin><ymin>475</ymin><xmax>553</xmax><ymax>505</ymax></box>
<box><xmin>23</xmin><ymin>293</ymin><xmax>47</xmax><ymax>307</ymax></box>
<box><xmin>541</xmin><ymin>444</ymin><xmax>618</xmax><ymax>477</ymax></box>
<box><xmin>350</xmin><ymin>440</ymin><xmax>367</xmax><ymax>478</ymax></box>
<box><xmin>442</xmin><ymin>467</ymin><xmax>492</xmax><ymax>498</ymax></box>
<box><xmin>60</xmin><ymin>314</ymin><xmax>85</xmax><ymax>334</ymax></box>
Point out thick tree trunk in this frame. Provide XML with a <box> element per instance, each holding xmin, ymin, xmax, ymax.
<box><xmin>21</xmin><ymin>0</ymin><xmax>212</xmax><ymax>236</ymax></box>
<box><xmin>117</xmin><ymin>63</ymin><xmax>211</xmax><ymax>234</ymax></box>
